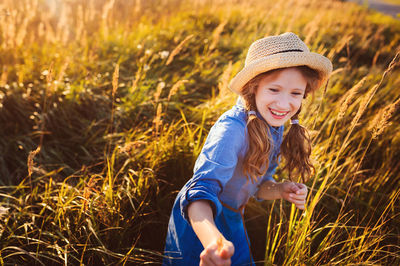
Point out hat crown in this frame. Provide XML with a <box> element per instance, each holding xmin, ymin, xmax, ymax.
<box><xmin>245</xmin><ymin>32</ymin><xmax>310</xmax><ymax>66</ymax></box>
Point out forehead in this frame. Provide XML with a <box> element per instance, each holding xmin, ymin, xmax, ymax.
<box><xmin>258</xmin><ymin>68</ymin><xmax>307</xmax><ymax>90</ymax></box>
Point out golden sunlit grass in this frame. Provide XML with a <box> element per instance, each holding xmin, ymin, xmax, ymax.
<box><xmin>0</xmin><ymin>0</ymin><xmax>399</xmax><ymax>264</ymax></box>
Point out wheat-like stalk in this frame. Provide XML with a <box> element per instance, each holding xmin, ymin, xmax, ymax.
<box><xmin>166</xmin><ymin>34</ymin><xmax>194</xmax><ymax>65</ymax></box>
<box><xmin>218</xmin><ymin>61</ymin><xmax>232</xmax><ymax>97</ymax></box>
<box><xmin>154</xmin><ymin>81</ymin><xmax>165</xmax><ymax>103</ymax></box>
<box><xmin>27</xmin><ymin>146</ymin><xmax>41</xmax><ymax>178</ymax></box>
<box><xmin>153</xmin><ymin>103</ymin><xmax>163</xmax><ymax>136</ymax></box>
<box><xmin>350</xmin><ymin>52</ymin><xmax>399</xmax><ymax>129</ymax></box>
<box><xmin>369</xmin><ymin>97</ymin><xmax>400</xmax><ymax>139</ymax></box>
<box><xmin>112</xmin><ymin>63</ymin><xmax>119</xmax><ymax>99</ymax></box>
<box><xmin>56</xmin><ymin>2</ymin><xmax>70</xmax><ymax>44</ymax></box>
<box><xmin>134</xmin><ymin>0</ymin><xmax>142</xmax><ymax>14</ymax></box>
<box><xmin>338</xmin><ymin>77</ymin><xmax>367</xmax><ymax>120</ymax></box>
<box><xmin>209</xmin><ymin>20</ymin><xmax>227</xmax><ymax>51</ymax></box>
<box><xmin>101</xmin><ymin>0</ymin><xmax>115</xmax><ymax>36</ymax></box>
<box><xmin>350</xmin><ymin>84</ymin><xmax>378</xmax><ymax>129</ymax></box>
<box><xmin>168</xmin><ymin>80</ymin><xmax>188</xmax><ymax>101</ymax></box>
<box><xmin>130</xmin><ymin>68</ymin><xmax>141</xmax><ymax>94</ymax></box>
<box><xmin>0</xmin><ymin>66</ymin><xmax>8</xmax><ymax>86</ymax></box>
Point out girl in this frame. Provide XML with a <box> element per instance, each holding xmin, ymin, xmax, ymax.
<box><xmin>163</xmin><ymin>32</ymin><xmax>332</xmax><ymax>266</ymax></box>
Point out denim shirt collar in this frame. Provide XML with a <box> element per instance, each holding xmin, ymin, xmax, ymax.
<box><xmin>235</xmin><ymin>96</ymin><xmax>281</xmax><ymax>134</ymax></box>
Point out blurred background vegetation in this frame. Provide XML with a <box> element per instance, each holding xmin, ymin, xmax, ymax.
<box><xmin>0</xmin><ymin>0</ymin><xmax>399</xmax><ymax>264</ymax></box>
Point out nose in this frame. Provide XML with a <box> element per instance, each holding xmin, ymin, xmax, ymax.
<box><xmin>275</xmin><ymin>93</ymin><xmax>291</xmax><ymax>110</ymax></box>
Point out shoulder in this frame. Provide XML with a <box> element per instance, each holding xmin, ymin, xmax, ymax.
<box><xmin>209</xmin><ymin>105</ymin><xmax>248</xmax><ymax>139</ymax></box>
<box><xmin>201</xmin><ymin>105</ymin><xmax>248</xmax><ymax>155</ymax></box>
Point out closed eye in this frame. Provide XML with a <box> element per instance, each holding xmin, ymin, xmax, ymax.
<box><xmin>269</xmin><ymin>88</ymin><xmax>279</xmax><ymax>92</ymax></box>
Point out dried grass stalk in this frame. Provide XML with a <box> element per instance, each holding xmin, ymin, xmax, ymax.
<box><xmin>338</xmin><ymin>77</ymin><xmax>367</xmax><ymax>120</ymax></box>
<box><xmin>166</xmin><ymin>34</ymin><xmax>194</xmax><ymax>65</ymax></box>
<box><xmin>168</xmin><ymin>80</ymin><xmax>188</xmax><ymax>101</ymax></box>
<box><xmin>350</xmin><ymin>52</ymin><xmax>399</xmax><ymax>128</ymax></box>
<box><xmin>27</xmin><ymin>146</ymin><xmax>41</xmax><ymax>178</ymax></box>
<box><xmin>209</xmin><ymin>20</ymin><xmax>228</xmax><ymax>51</ymax></box>
<box><xmin>369</xmin><ymin>97</ymin><xmax>400</xmax><ymax>139</ymax></box>
<box><xmin>350</xmin><ymin>84</ymin><xmax>378</xmax><ymax>128</ymax></box>
<box><xmin>154</xmin><ymin>81</ymin><xmax>165</xmax><ymax>103</ymax></box>
<box><xmin>112</xmin><ymin>63</ymin><xmax>119</xmax><ymax>98</ymax></box>
<box><xmin>153</xmin><ymin>103</ymin><xmax>163</xmax><ymax>135</ymax></box>
<box><xmin>218</xmin><ymin>61</ymin><xmax>232</xmax><ymax>97</ymax></box>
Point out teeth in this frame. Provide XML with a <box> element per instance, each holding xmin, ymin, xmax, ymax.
<box><xmin>270</xmin><ymin>109</ymin><xmax>287</xmax><ymax>116</ymax></box>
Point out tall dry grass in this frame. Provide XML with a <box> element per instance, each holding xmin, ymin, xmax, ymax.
<box><xmin>0</xmin><ymin>0</ymin><xmax>399</xmax><ymax>264</ymax></box>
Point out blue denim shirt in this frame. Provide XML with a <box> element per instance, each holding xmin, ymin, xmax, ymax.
<box><xmin>163</xmin><ymin>97</ymin><xmax>284</xmax><ymax>265</ymax></box>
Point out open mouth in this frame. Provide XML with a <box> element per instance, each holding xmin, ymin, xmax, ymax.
<box><xmin>269</xmin><ymin>108</ymin><xmax>289</xmax><ymax>118</ymax></box>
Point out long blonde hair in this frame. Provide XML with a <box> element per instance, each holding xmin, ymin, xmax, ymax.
<box><xmin>239</xmin><ymin>66</ymin><xmax>321</xmax><ymax>183</ymax></box>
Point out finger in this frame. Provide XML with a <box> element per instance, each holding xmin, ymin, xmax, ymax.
<box><xmin>199</xmin><ymin>255</ymin><xmax>212</xmax><ymax>266</ymax></box>
<box><xmin>211</xmin><ymin>255</ymin><xmax>231</xmax><ymax>266</ymax></box>
<box><xmin>288</xmin><ymin>183</ymin><xmax>300</xmax><ymax>193</ymax></box>
<box><xmin>219</xmin><ymin>241</ymin><xmax>234</xmax><ymax>259</ymax></box>
<box><xmin>289</xmin><ymin>193</ymin><xmax>307</xmax><ymax>201</ymax></box>
<box><xmin>294</xmin><ymin>187</ymin><xmax>307</xmax><ymax>196</ymax></box>
<box><xmin>200</xmin><ymin>251</ymin><xmax>214</xmax><ymax>266</ymax></box>
<box><xmin>295</xmin><ymin>183</ymin><xmax>307</xmax><ymax>193</ymax></box>
<box><xmin>287</xmin><ymin>196</ymin><xmax>305</xmax><ymax>204</ymax></box>
<box><xmin>220</xmin><ymin>258</ymin><xmax>231</xmax><ymax>266</ymax></box>
<box><xmin>200</xmin><ymin>245</ymin><xmax>218</xmax><ymax>266</ymax></box>
<box><xmin>295</xmin><ymin>182</ymin><xmax>306</xmax><ymax>188</ymax></box>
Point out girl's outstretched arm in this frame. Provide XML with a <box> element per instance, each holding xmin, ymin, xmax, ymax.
<box><xmin>188</xmin><ymin>200</ymin><xmax>234</xmax><ymax>265</ymax></box>
<box><xmin>256</xmin><ymin>181</ymin><xmax>308</xmax><ymax>209</ymax></box>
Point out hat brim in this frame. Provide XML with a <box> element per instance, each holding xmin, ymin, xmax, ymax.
<box><xmin>228</xmin><ymin>52</ymin><xmax>333</xmax><ymax>94</ymax></box>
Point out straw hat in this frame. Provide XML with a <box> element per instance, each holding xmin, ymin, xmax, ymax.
<box><xmin>228</xmin><ymin>32</ymin><xmax>333</xmax><ymax>94</ymax></box>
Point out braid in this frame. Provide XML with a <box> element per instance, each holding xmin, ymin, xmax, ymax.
<box><xmin>280</xmin><ymin>107</ymin><xmax>315</xmax><ymax>182</ymax></box>
<box><xmin>241</xmin><ymin>76</ymin><xmax>274</xmax><ymax>183</ymax></box>
<box><xmin>244</xmin><ymin>106</ymin><xmax>273</xmax><ymax>183</ymax></box>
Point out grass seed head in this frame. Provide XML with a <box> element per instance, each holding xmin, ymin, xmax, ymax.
<box><xmin>338</xmin><ymin>77</ymin><xmax>367</xmax><ymax>120</ymax></box>
<box><xmin>168</xmin><ymin>80</ymin><xmax>188</xmax><ymax>101</ymax></box>
<box><xmin>112</xmin><ymin>63</ymin><xmax>119</xmax><ymax>98</ymax></box>
<box><xmin>369</xmin><ymin>98</ymin><xmax>400</xmax><ymax>139</ymax></box>
<box><xmin>350</xmin><ymin>84</ymin><xmax>378</xmax><ymax>129</ymax></box>
<box><xmin>27</xmin><ymin>146</ymin><xmax>41</xmax><ymax>178</ymax></box>
<box><xmin>166</xmin><ymin>34</ymin><xmax>194</xmax><ymax>65</ymax></box>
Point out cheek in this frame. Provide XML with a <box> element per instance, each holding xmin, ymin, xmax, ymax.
<box><xmin>255</xmin><ymin>91</ymin><xmax>267</xmax><ymax>106</ymax></box>
<box><xmin>292</xmin><ymin>98</ymin><xmax>303</xmax><ymax>112</ymax></box>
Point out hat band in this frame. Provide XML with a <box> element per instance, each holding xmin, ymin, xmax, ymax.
<box><xmin>270</xmin><ymin>49</ymin><xmax>303</xmax><ymax>56</ymax></box>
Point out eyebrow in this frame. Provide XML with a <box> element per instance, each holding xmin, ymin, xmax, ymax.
<box><xmin>269</xmin><ymin>84</ymin><xmax>305</xmax><ymax>91</ymax></box>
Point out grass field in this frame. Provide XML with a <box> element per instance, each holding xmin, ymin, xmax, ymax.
<box><xmin>0</xmin><ymin>0</ymin><xmax>400</xmax><ymax>264</ymax></box>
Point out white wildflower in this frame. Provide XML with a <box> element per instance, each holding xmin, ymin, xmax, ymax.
<box><xmin>160</xmin><ymin>50</ymin><xmax>170</xmax><ymax>59</ymax></box>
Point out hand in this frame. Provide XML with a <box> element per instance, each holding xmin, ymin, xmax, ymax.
<box><xmin>279</xmin><ymin>182</ymin><xmax>308</xmax><ymax>210</ymax></box>
<box><xmin>199</xmin><ymin>236</ymin><xmax>234</xmax><ymax>266</ymax></box>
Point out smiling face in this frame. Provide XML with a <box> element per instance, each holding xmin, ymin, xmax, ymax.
<box><xmin>254</xmin><ymin>67</ymin><xmax>307</xmax><ymax>127</ymax></box>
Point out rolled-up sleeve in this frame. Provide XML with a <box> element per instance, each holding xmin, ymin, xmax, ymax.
<box><xmin>180</xmin><ymin>115</ymin><xmax>246</xmax><ymax>222</ymax></box>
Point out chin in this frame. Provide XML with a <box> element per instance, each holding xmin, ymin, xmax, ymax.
<box><xmin>264</xmin><ymin>115</ymin><xmax>288</xmax><ymax>127</ymax></box>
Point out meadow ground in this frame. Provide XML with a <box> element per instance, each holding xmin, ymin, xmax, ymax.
<box><xmin>0</xmin><ymin>0</ymin><xmax>400</xmax><ymax>265</ymax></box>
